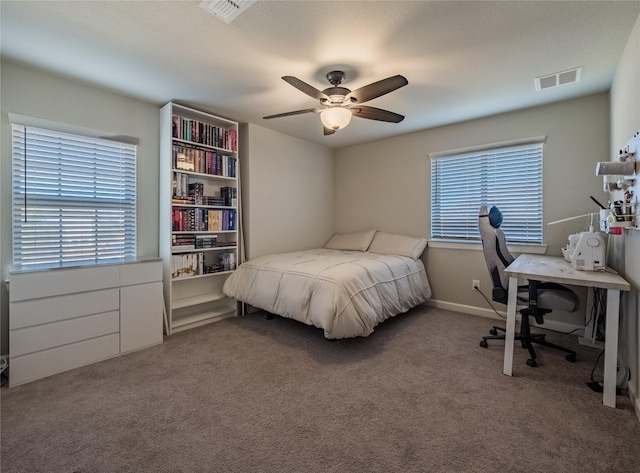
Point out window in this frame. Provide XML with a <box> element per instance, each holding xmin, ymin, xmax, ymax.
<box><xmin>430</xmin><ymin>138</ymin><xmax>543</xmax><ymax>245</ymax></box>
<box><xmin>12</xmin><ymin>124</ymin><xmax>137</xmax><ymax>270</ymax></box>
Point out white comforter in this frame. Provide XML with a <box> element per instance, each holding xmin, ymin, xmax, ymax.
<box><xmin>222</xmin><ymin>248</ymin><xmax>431</xmax><ymax>339</ymax></box>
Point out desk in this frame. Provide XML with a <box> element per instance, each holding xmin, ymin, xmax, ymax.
<box><xmin>504</xmin><ymin>254</ymin><xmax>630</xmax><ymax>408</ymax></box>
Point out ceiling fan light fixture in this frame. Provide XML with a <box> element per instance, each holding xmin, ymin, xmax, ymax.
<box><xmin>320</xmin><ymin>107</ymin><xmax>352</xmax><ymax>130</ymax></box>
<box><xmin>264</xmin><ymin>71</ymin><xmax>408</xmax><ymax>134</ymax></box>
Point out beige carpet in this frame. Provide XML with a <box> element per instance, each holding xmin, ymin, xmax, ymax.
<box><xmin>1</xmin><ymin>306</ymin><xmax>639</xmax><ymax>473</ymax></box>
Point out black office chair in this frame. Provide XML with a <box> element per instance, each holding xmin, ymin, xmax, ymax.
<box><xmin>478</xmin><ymin>205</ymin><xmax>578</xmax><ymax>367</ymax></box>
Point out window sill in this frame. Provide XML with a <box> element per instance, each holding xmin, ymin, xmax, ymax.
<box><xmin>428</xmin><ymin>240</ymin><xmax>548</xmax><ymax>255</ymax></box>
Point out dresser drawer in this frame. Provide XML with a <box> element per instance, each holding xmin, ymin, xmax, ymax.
<box><xmin>9</xmin><ymin>334</ymin><xmax>120</xmax><ymax>387</ymax></box>
<box><xmin>10</xmin><ymin>288</ymin><xmax>119</xmax><ymax>329</ymax></box>
<box><xmin>120</xmin><ymin>260</ymin><xmax>162</xmax><ymax>286</ymax></box>
<box><xmin>10</xmin><ymin>310</ymin><xmax>119</xmax><ymax>357</ymax></box>
<box><xmin>9</xmin><ymin>265</ymin><xmax>120</xmax><ymax>302</ymax></box>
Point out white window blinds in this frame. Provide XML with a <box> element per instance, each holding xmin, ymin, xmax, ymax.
<box><xmin>430</xmin><ymin>139</ymin><xmax>543</xmax><ymax>244</ymax></box>
<box><xmin>12</xmin><ymin>124</ymin><xmax>137</xmax><ymax>270</ymax></box>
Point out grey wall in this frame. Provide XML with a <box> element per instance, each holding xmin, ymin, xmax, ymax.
<box><xmin>335</xmin><ymin>93</ymin><xmax>610</xmax><ymax>329</ymax></box>
<box><xmin>240</xmin><ymin>123</ymin><xmax>335</xmax><ymax>259</ymax></box>
<box><xmin>610</xmin><ymin>12</ymin><xmax>640</xmax><ymax>417</ymax></box>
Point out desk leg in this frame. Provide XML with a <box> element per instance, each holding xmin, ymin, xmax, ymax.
<box><xmin>503</xmin><ymin>276</ymin><xmax>518</xmax><ymax>376</ymax></box>
<box><xmin>603</xmin><ymin>289</ymin><xmax>620</xmax><ymax>408</ymax></box>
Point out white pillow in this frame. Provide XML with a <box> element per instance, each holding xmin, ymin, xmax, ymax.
<box><xmin>368</xmin><ymin>232</ymin><xmax>428</xmax><ymax>259</ymax></box>
<box><xmin>324</xmin><ymin>229</ymin><xmax>376</xmax><ymax>251</ymax></box>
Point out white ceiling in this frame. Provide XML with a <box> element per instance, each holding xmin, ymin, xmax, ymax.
<box><xmin>2</xmin><ymin>1</ymin><xmax>639</xmax><ymax>149</ymax></box>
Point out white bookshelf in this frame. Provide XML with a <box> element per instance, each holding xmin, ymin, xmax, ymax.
<box><xmin>160</xmin><ymin>102</ymin><xmax>241</xmax><ymax>335</ymax></box>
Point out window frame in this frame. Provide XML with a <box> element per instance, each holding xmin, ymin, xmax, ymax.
<box><xmin>429</xmin><ymin>137</ymin><xmax>545</xmax><ymax>246</ymax></box>
<box><xmin>11</xmin><ymin>122</ymin><xmax>137</xmax><ymax>271</ymax></box>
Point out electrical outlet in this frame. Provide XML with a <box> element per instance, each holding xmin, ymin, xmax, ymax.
<box><xmin>472</xmin><ymin>279</ymin><xmax>480</xmax><ymax>291</ymax></box>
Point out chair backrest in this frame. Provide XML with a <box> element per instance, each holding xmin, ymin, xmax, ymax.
<box><xmin>478</xmin><ymin>205</ymin><xmax>514</xmax><ymax>304</ymax></box>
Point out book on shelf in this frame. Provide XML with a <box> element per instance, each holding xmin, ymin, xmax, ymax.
<box><xmin>175</xmin><ymin>148</ymin><xmax>194</xmax><ymax>172</ymax></box>
<box><xmin>203</xmin><ymin>196</ymin><xmax>227</xmax><ymax>206</ymax></box>
<box><xmin>173</xmin><ymin>172</ymin><xmax>189</xmax><ymax>199</ymax></box>
<box><xmin>172</xmin><ymin>143</ymin><xmax>236</xmax><ymax>177</ymax></box>
<box><xmin>218</xmin><ymin>253</ymin><xmax>236</xmax><ymax>271</ymax></box>
<box><xmin>188</xmin><ymin>182</ymin><xmax>204</xmax><ymax>205</ymax></box>
<box><xmin>172</xmin><ymin>198</ymin><xmax>193</xmax><ymax>205</ymax></box>
<box><xmin>220</xmin><ymin>186</ymin><xmax>238</xmax><ymax>207</ymax></box>
<box><xmin>172</xmin><ymin>252</ymin><xmax>202</xmax><ymax>279</ymax></box>
<box><xmin>172</xmin><ymin>234</ymin><xmax>196</xmax><ymax>251</ymax></box>
<box><xmin>171</xmin><ymin>251</ymin><xmax>236</xmax><ymax>279</ymax></box>
<box><xmin>195</xmin><ymin>235</ymin><xmax>218</xmax><ymax>248</ymax></box>
<box><xmin>172</xmin><ymin>172</ymin><xmax>236</xmax><ymax>207</ymax></box>
<box><xmin>172</xmin><ymin>115</ymin><xmax>238</xmax><ymax>152</ymax></box>
<box><xmin>208</xmin><ymin>210</ymin><xmax>221</xmax><ymax>231</ymax></box>
<box><xmin>172</xmin><ymin>208</ymin><xmax>236</xmax><ymax>232</ymax></box>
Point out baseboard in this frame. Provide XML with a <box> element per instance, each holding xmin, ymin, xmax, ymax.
<box><xmin>424</xmin><ymin>299</ymin><xmax>583</xmax><ymax>334</ymax></box>
<box><xmin>425</xmin><ymin>299</ymin><xmax>505</xmax><ymax>320</ymax></box>
<box><xmin>629</xmin><ymin>381</ymin><xmax>640</xmax><ymax>423</ymax></box>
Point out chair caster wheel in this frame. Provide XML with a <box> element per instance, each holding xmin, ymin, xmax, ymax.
<box><xmin>526</xmin><ymin>359</ymin><xmax>538</xmax><ymax>367</ymax></box>
<box><xmin>480</xmin><ymin>340</ymin><xmax>488</xmax><ymax>348</ymax></box>
<box><xmin>566</xmin><ymin>353</ymin><xmax>576</xmax><ymax>362</ymax></box>
<box><xmin>489</xmin><ymin>328</ymin><xmax>498</xmax><ymax>336</ymax></box>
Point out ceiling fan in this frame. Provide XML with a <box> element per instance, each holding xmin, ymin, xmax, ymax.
<box><xmin>263</xmin><ymin>71</ymin><xmax>408</xmax><ymax>135</ymax></box>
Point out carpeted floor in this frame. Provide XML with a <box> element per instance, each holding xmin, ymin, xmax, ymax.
<box><xmin>1</xmin><ymin>306</ymin><xmax>639</xmax><ymax>473</ymax></box>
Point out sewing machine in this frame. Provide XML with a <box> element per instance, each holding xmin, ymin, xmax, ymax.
<box><xmin>562</xmin><ymin>230</ymin><xmax>606</xmax><ymax>271</ymax></box>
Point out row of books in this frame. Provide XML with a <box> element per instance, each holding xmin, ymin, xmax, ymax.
<box><xmin>172</xmin><ymin>115</ymin><xmax>237</xmax><ymax>152</ymax></box>
<box><xmin>171</xmin><ymin>234</ymin><xmax>237</xmax><ymax>253</ymax></box>
<box><xmin>171</xmin><ymin>252</ymin><xmax>236</xmax><ymax>280</ymax></box>
<box><xmin>172</xmin><ymin>195</ymin><xmax>228</xmax><ymax>206</ymax></box>
<box><xmin>173</xmin><ymin>143</ymin><xmax>237</xmax><ymax>177</ymax></box>
<box><xmin>171</xmin><ymin>234</ymin><xmax>236</xmax><ymax>251</ymax></box>
<box><xmin>172</xmin><ymin>176</ymin><xmax>237</xmax><ymax>207</ymax></box>
<box><xmin>172</xmin><ymin>208</ymin><xmax>236</xmax><ymax>232</ymax></box>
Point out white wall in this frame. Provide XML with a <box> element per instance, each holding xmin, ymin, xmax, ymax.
<box><xmin>0</xmin><ymin>60</ymin><xmax>161</xmax><ymax>354</ymax></box>
<box><xmin>0</xmin><ymin>61</ymin><xmax>334</xmax><ymax>356</ymax></box>
<box><xmin>240</xmin><ymin>123</ymin><xmax>335</xmax><ymax>259</ymax></box>
<box><xmin>610</xmin><ymin>12</ymin><xmax>640</xmax><ymax>417</ymax></box>
<box><xmin>0</xmin><ymin>61</ymin><xmax>335</xmax><ymax>353</ymax></box>
<box><xmin>335</xmin><ymin>93</ymin><xmax>610</xmax><ymax>328</ymax></box>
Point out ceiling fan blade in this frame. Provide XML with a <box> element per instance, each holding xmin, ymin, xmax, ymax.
<box><xmin>282</xmin><ymin>76</ymin><xmax>329</xmax><ymax>101</ymax></box>
<box><xmin>323</xmin><ymin>126</ymin><xmax>336</xmax><ymax>136</ymax></box>
<box><xmin>350</xmin><ymin>106</ymin><xmax>405</xmax><ymax>123</ymax></box>
<box><xmin>346</xmin><ymin>75</ymin><xmax>408</xmax><ymax>104</ymax></box>
<box><xmin>263</xmin><ymin>108</ymin><xmax>320</xmax><ymax>120</ymax></box>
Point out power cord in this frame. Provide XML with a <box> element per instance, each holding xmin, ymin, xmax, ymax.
<box><xmin>587</xmin><ymin>350</ymin><xmax>606</xmax><ymax>393</ymax></box>
<box><xmin>590</xmin><ymin>350</ymin><xmax>604</xmax><ymax>383</ymax></box>
<box><xmin>0</xmin><ymin>355</ymin><xmax>8</xmax><ymax>388</ymax></box>
<box><xmin>474</xmin><ymin>286</ymin><xmax>508</xmax><ymax>320</ymax></box>
<box><xmin>589</xmin><ymin>287</ymin><xmax>607</xmax><ymax>342</ymax></box>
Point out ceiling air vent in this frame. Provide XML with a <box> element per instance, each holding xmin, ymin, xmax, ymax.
<box><xmin>534</xmin><ymin>67</ymin><xmax>582</xmax><ymax>91</ymax></box>
<box><xmin>199</xmin><ymin>0</ymin><xmax>256</xmax><ymax>24</ymax></box>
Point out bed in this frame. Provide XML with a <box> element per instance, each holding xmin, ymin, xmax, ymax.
<box><xmin>222</xmin><ymin>230</ymin><xmax>431</xmax><ymax>339</ymax></box>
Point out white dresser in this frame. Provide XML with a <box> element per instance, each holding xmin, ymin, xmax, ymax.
<box><xmin>8</xmin><ymin>259</ymin><xmax>163</xmax><ymax>387</ymax></box>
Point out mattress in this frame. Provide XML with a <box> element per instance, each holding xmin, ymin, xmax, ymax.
<box><xmin>222</xmin><ymin>248</ymin><xmax>431</xmax><ymax>339</ymax></box>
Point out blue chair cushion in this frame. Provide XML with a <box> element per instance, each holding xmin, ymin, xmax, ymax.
<box><xmin>489</xmin><ymin>206</ymin><xmax>503</xmax><ymax>228</ymax></box>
